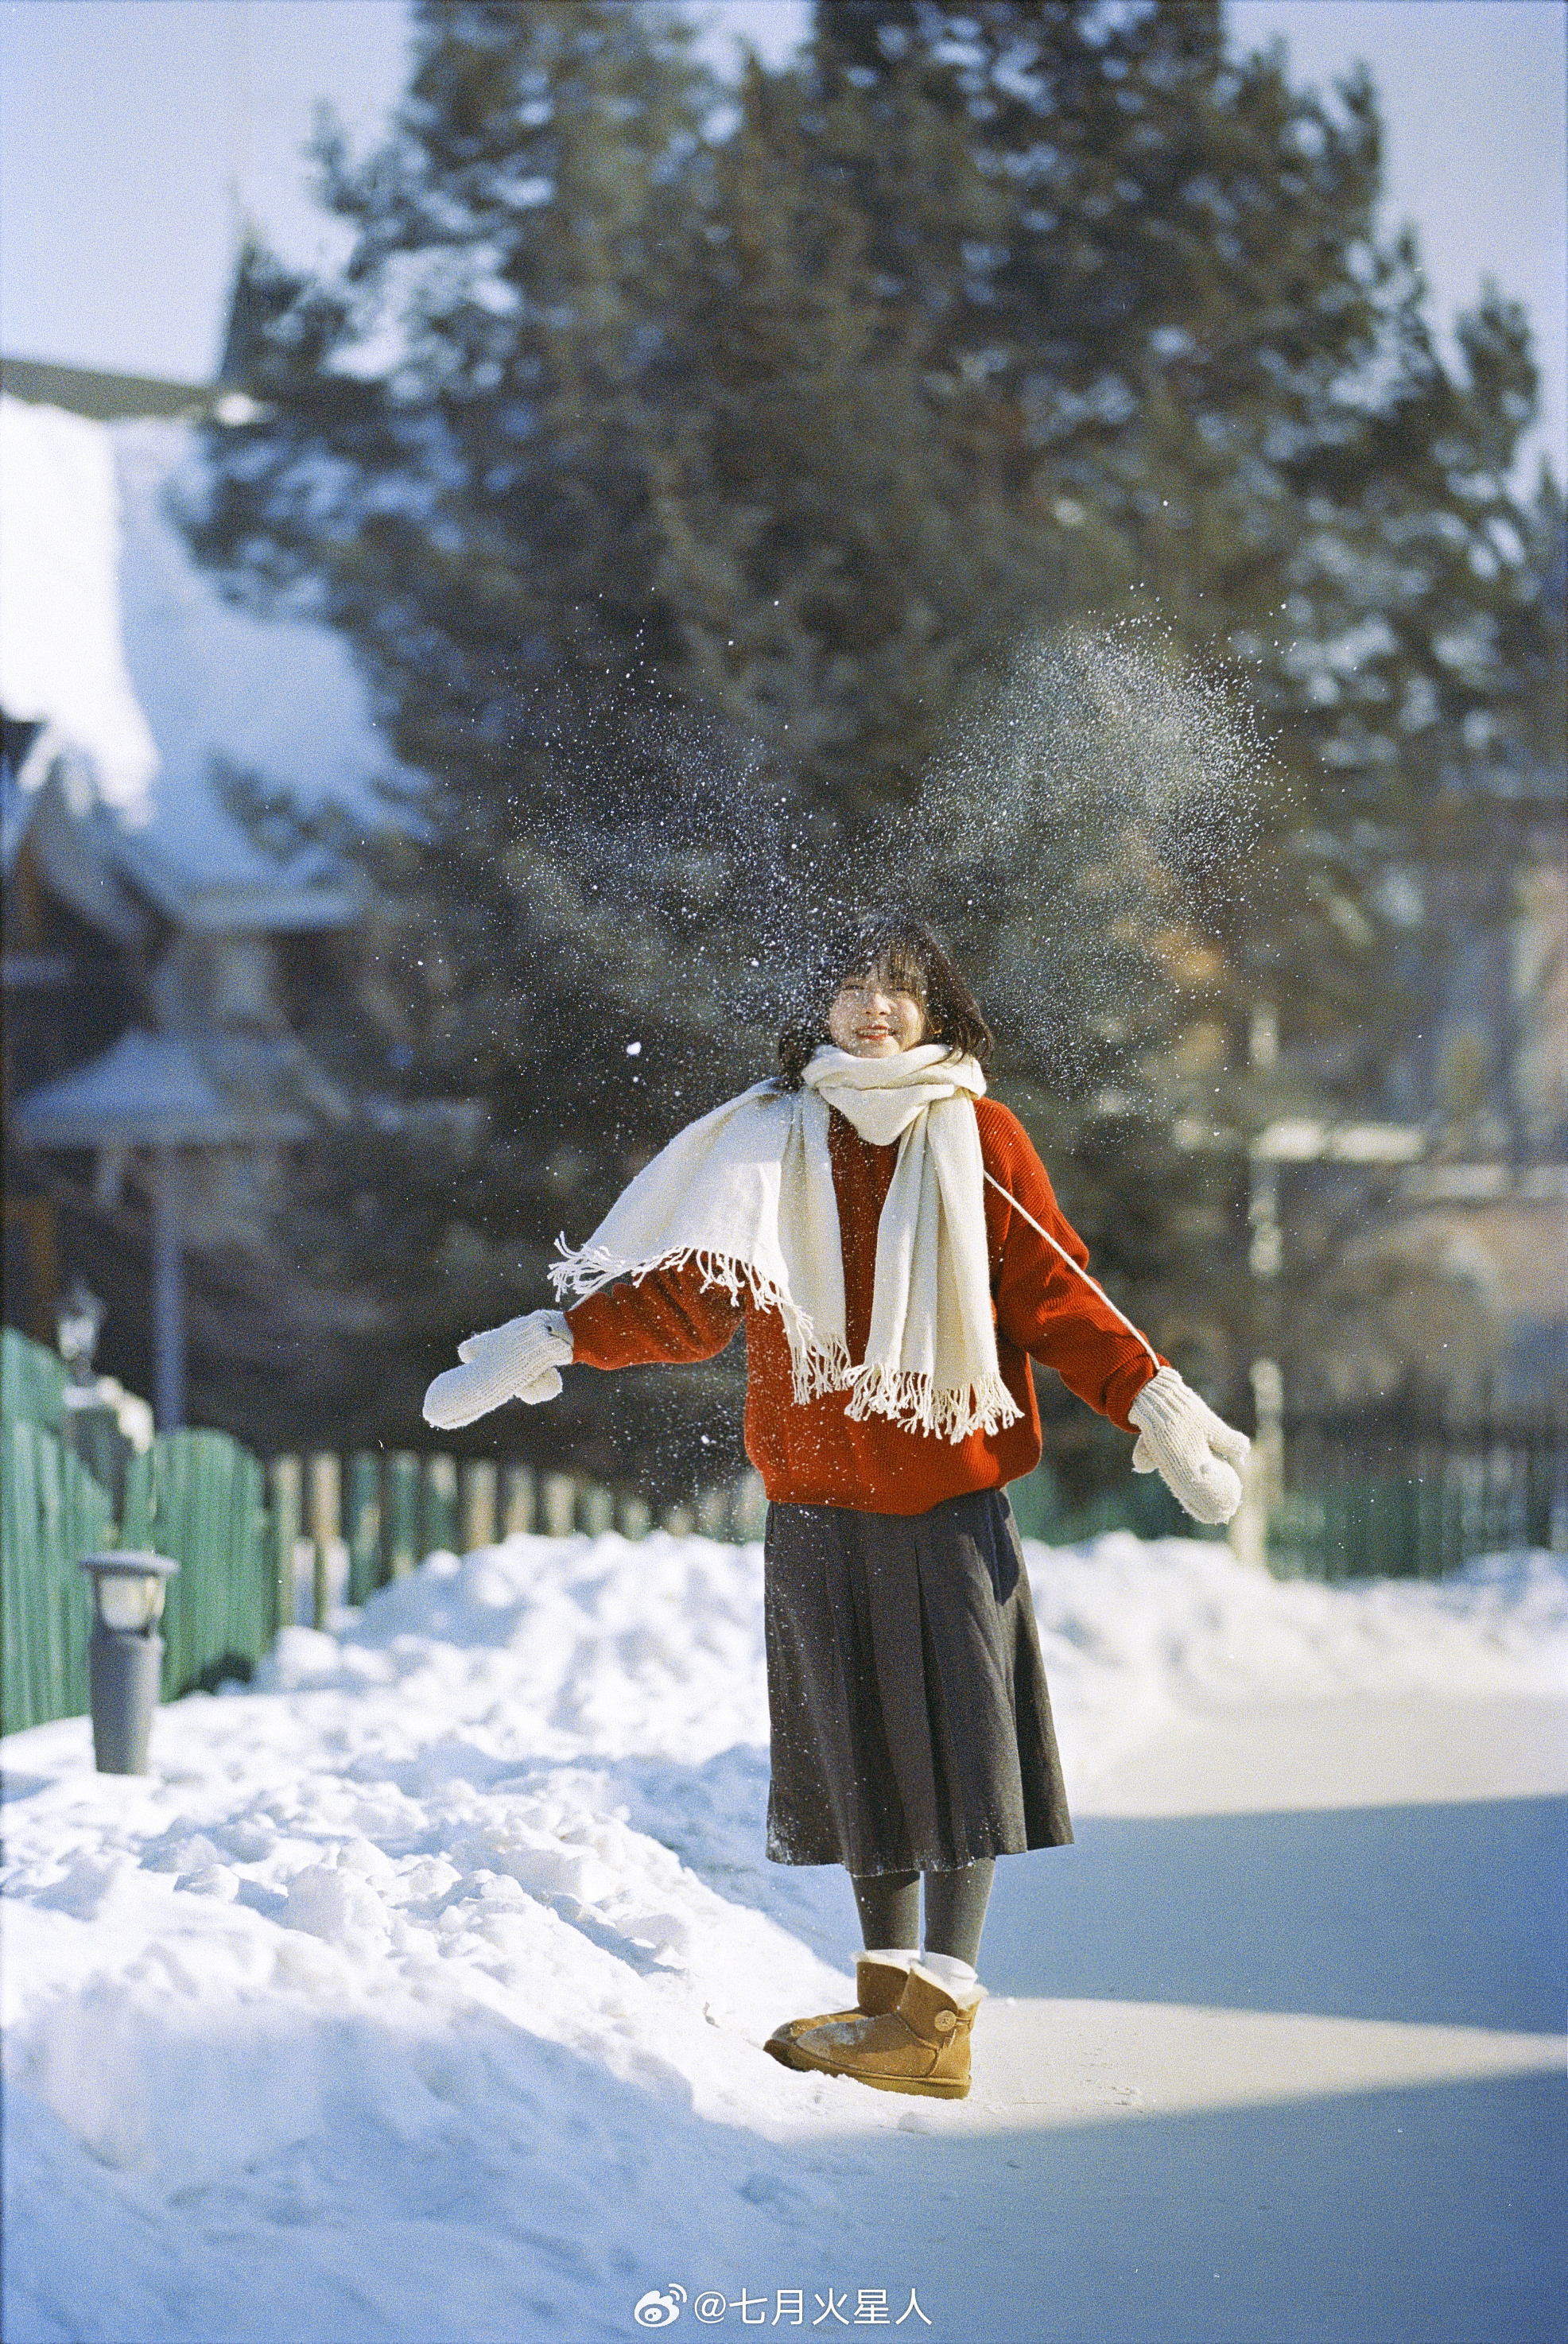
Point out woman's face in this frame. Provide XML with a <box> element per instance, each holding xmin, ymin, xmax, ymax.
<box><xmin>826</xmin><ymin>964</ymin><xmax>930</xmax><ymax>1058</ymax></box>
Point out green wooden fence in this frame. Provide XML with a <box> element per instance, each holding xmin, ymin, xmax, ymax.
<box><xmin>1268</xmin><ymin>1402</ymin><xmax>1566</xmax><ymax>1581</ymax></box>
<box><xmin>122</xmin><ymin>1431</ymin><xmax>275</xmax><ymax>1698</ymax></box>
<box><xmin>1011</xmin><ymin>1395</ymin><xmax>1566</xmax><ymax>1578</ymax></box>
<box><xmin>2</xmin><ymin>1416</ymin><xmax>117</xmax><ymax>1733</ymax></box>
<box><xmin>0</xmin><ymin>1329</ymin><xmax>763</xmax><ymax>1737</ymax></box>
<box><xmin>262</xmin><ymin>1450</ymin><xmax>767</xmax><ymax>1631</ymax></box>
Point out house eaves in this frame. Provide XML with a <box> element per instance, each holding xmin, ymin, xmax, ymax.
<box><xmin>109</xmin><ymin>828</ymin><xmax>364</xmax><ymax>934</ymax></box>
<box><xmin>10</xmin><ymin>1027</ymin><xmax>309</xmax><ymax>1149</ymax></box>
<box><xmin>14</xmin><ymin>752</ymin><xmax>148</xmax><ymax>947</ymax></box>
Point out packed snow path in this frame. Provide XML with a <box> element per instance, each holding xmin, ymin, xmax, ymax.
<box><xmin>4</xmin><ymin>1531</ymin><xmax>1565</xmax><ymax>2344</ymax></box>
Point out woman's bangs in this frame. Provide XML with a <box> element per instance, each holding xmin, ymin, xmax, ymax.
<box><xmin>867</xmin><ymin>940</ymin><xmax>930</xmax><ymax>1001</ymax></box>
<box><xmin>831</xmin><ymin>919</ymin><xmax>931</xmax><ymax>1001</ymax></box>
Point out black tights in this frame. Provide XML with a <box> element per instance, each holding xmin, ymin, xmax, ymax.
<box><xmin>852</xmin><ymin>1861</ymin><xmax>994</xmax><ymax>1969</ymax></box>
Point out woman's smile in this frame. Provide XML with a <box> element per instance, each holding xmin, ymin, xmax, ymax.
<box><xmin>828</xmin><ymin>969</ymin><xmax>930</xmax><ymax>1058</ymax></box>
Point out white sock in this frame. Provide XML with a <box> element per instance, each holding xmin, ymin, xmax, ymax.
<box><xmin>859</xmin><ymin>1946</ymin><xmax>918</xmax><ymax>1966</ymax></box>
<box><xmin>920</xmin><ymin>1950</ymin><xmax>979</xmax><ymax>1994</ymax></box>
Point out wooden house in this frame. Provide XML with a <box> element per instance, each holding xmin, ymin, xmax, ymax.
<box><xmin>2</xmin><ymin>363</ymin><xmax>411</xmax><ymax>1440</ymax></box>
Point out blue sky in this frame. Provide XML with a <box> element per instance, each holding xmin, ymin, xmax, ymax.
<box><xmin>2</xmin><ymin>1</ymin><xmax>1562</xmax><ymax>479</ymax></box>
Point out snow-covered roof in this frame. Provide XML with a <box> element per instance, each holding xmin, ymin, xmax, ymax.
<box><xmin>9</xmin><ymin>1028</ymin><xmax>309</xmax><ymax>1147</ymax></box>
<box><xmin>1</xmin><ymin>392</ymin><xmax>420</xmax><ymax>935</ymax></box>
<box><xmin>0</xmin><ymin>397</ymin><xmax>158</xmax><ymax>813</ymax></box>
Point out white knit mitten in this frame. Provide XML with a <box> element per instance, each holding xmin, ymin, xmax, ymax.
<box><xmin>1127</xmin><ymin>1367</ymin><xmax>1251</xmax><ymax>1525</ymax></box>
<box><xmin>421</xmin><ymin>1309</ymin><xmax>573</xmax><ymax>1430</ymax></box>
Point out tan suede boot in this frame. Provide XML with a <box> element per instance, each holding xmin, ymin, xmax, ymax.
<box><xmin>784</xmin><ymin>1962</ymin><xmax>982</xmax><ymax>2098</ymax></box>
<box><xmin>763</xmin><ymin>1954</ymin><xmax>914</xmax><ymax>2071</ymax></box>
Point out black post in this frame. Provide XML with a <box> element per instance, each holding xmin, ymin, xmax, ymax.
<box><xmin>79</xmin><ymin>1554</ymin><xmax>179</xmax><ymax>1772</ymax></box>
<box><xmin>87</xmin><ymin>1627</ymin><xmax>165</xmax><ymax>1773</ymax></box>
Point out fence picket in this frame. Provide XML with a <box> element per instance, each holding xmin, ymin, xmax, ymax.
<box><xmin>33</xmin><ymin>1435</ymin><xmax>69</xmax><ymax>1702</ymax></box>
<box><xmin>385</xmin><ymin>1453</ymin><xmax>420</xmax><ymax>1578</ymax></box>
<box><xmin>269</xmin><ymin>1457</ymin><xmax>302</xmax><ymax>1631</ymax></box>
<box><xmin>500</xmin><ymin>1464</ymin><xmax>535</xmax><ymax>1538</ymax></box>
<box><xmin>422</xmin><ymin>1455</ymin><xmax>459</xmax><ymax>1554</ymax></box>
<box><xmin>1527</xmin><ymin>1434</ymin><xmax>1554</xmax><ymax>1548</ymax></box>
<box><xmin>460</xmin><ymin>1460</ymin><xmax>498</xmax><ymax>1552</ymax></box>
<box><xmin>347</xmin><ymin>1454</ymin><xmax>382</xmax><ymax>1605</ymax></box>
<box><xmin>308</xmin><ymin>1453</ymin><xmax>340</xmax><ymax>1630</ymax></box>
<box><xmin>541</xmin><ymin>1473</ymin><xmax>576</xmax><ymax>1539</ymax></box>
<box><xmin>2</xmin><ymin>1426</ymin><xmax>41</xmax><ymax>1729</ymax></box>
<box><xmin>696</xmin><ymin>1486</ymin><xmax>731</xmax><ymax>1540</ymax></box>
<box><xmin>615</xmin><ymin>1492</ymin><xmax>651</xmax><ymax>1540</ymax></box>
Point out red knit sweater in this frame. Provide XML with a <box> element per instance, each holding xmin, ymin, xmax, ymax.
<box><xmin>565</xmin><ymin>1096</ymin><xmax>1162</xmax><ymax>1515</ymax></box>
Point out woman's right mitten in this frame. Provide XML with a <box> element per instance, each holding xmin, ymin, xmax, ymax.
<box><xmin>1127</xmin><ymin>1366</ymin><xmax>1248</xmax><ymax>1525</ymax></box>
<box><xmin>422</xmin><ymin>1309</ymin><xmax>573</xmax><ymax>1430</ymax></box>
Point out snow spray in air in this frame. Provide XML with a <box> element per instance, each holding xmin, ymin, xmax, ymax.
<box><xmin>907</xmin><ymin>619</ymin><xmax>1272</xmax><ymax>1086</ymax></box>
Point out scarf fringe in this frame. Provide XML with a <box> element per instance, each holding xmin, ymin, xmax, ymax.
<box><xmin>549</xmin><ymin>1236</ymin><xmax>855</xmax><ymax>1408</ymax></box>
<box><xmin>550</xmin><ymin>1228</ymin><xmax>1021</xmax><ymax>1446</ymax></box>
<box><xmin>844</xmin><ymin>1364</ymin><xmax>1023</xmax><ymax>1444</ymax></box>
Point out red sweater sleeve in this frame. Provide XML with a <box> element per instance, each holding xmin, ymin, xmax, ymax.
<box><xmin>977</xmin><ymin>1100</ymin><xmax>1162</xmax><ymax>1432</ymax></box>
<box><xmin>565</xmin><ymin>1258</ymin><xmax>745</xmax><ymax>1369</ymax></box>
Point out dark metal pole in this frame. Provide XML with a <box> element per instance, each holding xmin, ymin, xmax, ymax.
<box><xmin>150</xmin><ymin>1144</ymin><xmax>185</xmax><ymax>1430</ymax></box>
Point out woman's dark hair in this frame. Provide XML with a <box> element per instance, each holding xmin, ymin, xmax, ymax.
<box><xmin>773</xmin><ymin>910</ymin><xmax>993</xmax><ymax>1090</ymax></box>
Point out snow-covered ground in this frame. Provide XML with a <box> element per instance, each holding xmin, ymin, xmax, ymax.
<box><xmin>4</xmin><ymin>1531</ymin><xmax>1566</xmax><ymax>2344</ymax></box>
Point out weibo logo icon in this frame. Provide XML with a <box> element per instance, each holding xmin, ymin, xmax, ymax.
<box><xmin>633</xmin><ymin>2285</ymin><xmax>688</xmax><ymax>2327</ymax></box>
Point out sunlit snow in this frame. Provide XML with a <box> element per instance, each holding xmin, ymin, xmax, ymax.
<box><xmin>4</xmin><ymin>1531</ymin><xmax>1564</xmax><ymax>2342</ymax></box>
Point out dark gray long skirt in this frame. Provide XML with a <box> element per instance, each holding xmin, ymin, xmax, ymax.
<box><xmin>763</xmin><ymin>1488</ymin><xmax>1073</xmax><ymax>1874</ymax></box>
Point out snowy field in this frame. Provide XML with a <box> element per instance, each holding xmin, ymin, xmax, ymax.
<box><xmin>4</xmin><ymin>1529</ymin><xmax>1566</xmax><ymax>2344</ymax></box>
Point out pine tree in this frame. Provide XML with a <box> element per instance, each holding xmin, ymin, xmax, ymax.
<box><xmin>198</xmin><ymin>3</ymin><xmax>769</xmax><ymax>1477</ymax></box>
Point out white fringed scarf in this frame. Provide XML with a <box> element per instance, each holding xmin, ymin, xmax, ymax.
<box><xmin>549</xmin><ymin>1043</ymin><xmax>1021</xmax><ymax>1444</ymax></box>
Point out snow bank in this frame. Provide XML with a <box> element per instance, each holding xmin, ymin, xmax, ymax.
<box><xmin>4</xmin><ymin>1531</ymin><xmax>1564</xmax><ymax>2342</ymax></box>
<box><xmin>253</xmin><ymin>1525</ymin><xmax>1568</xmax><ymax>1795</ymax></box>
<box><xmin>1017</xmin><ymin>1534</ymin><xmax>1568</xmax><ymax>1785</ymax></box>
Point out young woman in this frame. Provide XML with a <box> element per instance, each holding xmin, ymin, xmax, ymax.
<box><xmin>424</xmin><ymin>912</ymin><xmax>1248</xmax><ymax>2100</ymax></box>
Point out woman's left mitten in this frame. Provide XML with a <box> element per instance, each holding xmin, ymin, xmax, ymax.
<box><xmin>423</xmin><ymin>1310</ymin><xmax>572</xmax><ymax>1429</ymax></box>
<box><xmin>1127</xmin><ymin>1367</ymin><xmax>1249</xmax><ymax>1525</ymax></box>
